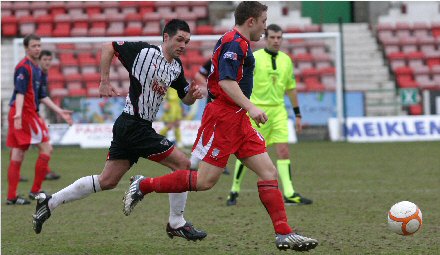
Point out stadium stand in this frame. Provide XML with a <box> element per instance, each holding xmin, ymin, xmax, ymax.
<box><xmin>2</xmin><ymin>1</ymin><xmax>438</xmax><ymax>123</ymax></box>
<box><xmin>376</xmin><ymin>2</ymin><xmax>440</xmax><ymax>115</ymax></box>
<box><xmin>1</xmin><ymin>1</ymin><xmax>338</xmax><ymax>102</ymax></box>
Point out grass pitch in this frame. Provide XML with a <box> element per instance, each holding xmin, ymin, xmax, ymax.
<box><xmin>2</xmin><ymin>141</ymin><xmax>440</xmax><ymax>255</ymax></box>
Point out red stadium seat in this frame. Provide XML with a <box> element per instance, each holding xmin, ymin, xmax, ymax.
<box><xmin>412</xmin><ymin>22</ymin><xmax>431</xmax><ymax>38</ymax></box>
<box><xmin>304</xmin><ymin>78</ymin><xmax>325</xmax><ymax>91</ymax></box>
<box><xmin>294</xmin><ymin>53</ymin><xmax>314</xmax><ymax>70</ymax></box>
<box><xmin>426</xmin><ymin>52</ymin><xmax>440</xmax><ymax>68</ymax></box>
<box><xmin>397</xmin><ymin>77</ymin><xmax>418</xmax><ymax>88</ymax></box>
<box><xmin>142</xmin><ymin>22</ymin><xmax>161</xmax><ymax>36</ymax></box>
<box><xmin>431</xmin><ymin>22</ymin><xmax>440</xmax><ymax>38</ymax></box>
<box><xmin>285</xmin><ymin>26</ymin><xmax>303</xmax><ymax>33</ymax></box>
<box><xmin>48</xmin><ymin>70</ymin><xmax>64</xmax><ymax>83</ymax></box>
<box><xmin>400</xmin><ymin>37</ymin><xmax>418</xmax><ymax>53</ymax></box>
<box><xmin>304</xmin><ymin>25</ymin><xmax>321</xmax><ymax>33</ymax></box>
<box><xmin>140</xmin><ymin>6</ymin><xmax>154</xmax><ymax>16</ymax></box>
<box><xmin>143</xmin><ymin>12</ymin><xmax>161</xmax><ymax>22</ymax></box>
<box><xmin>78</xmin><ymin>53</ymin><xmax>97</xmax><ymax>67</ymax></box>
<box><xmin>36</xmin><ymin>23</ymin><xmax>53</xmax><ymax>37</ymax></box>
<box><xmin>52</xmin><ymin>16</ymin><xmax>71</xmax><ymax>37</ymax></box>
<box><xmin>89</xmin><ymin>20</ymin><xmax>107</xmax><ymax>37</ymax></box>
<box><xmin>107</xmin><ymin>22</ymin><xmax>125</xmax><ymax>37</ymax></box>
<box><xmin>19</xmin><ymin>16</ymin><xmax>36</xmax><ymax>35</ymax></box>
<box><xmin>196</xmin><ymin>25</ymin><xmax>214</xmax><ymax>35</ymax></box>
<box><xmin>124</xmin><ymin>26</ymin><xmax>142</xmax><ymax>36</ymax></box>
<box><xmin>314</xmin><ymin>54</ymin><xmax>332</xmax><ymax>69</ymax></box>
<box><xmin>1</xmin><ymin>16</ymin><xmax>18</xmax><ymax>37</ymax></box>
<box><xmin>418</xmin><ymin>36</ymin><xmax>436</xmax><ymax>53</ymax></box>
<box><xmin>409</xmin><ymin>104</ymin><xmax>423</xmax><ymax>115</ymax></box>
<box><xmin>394</xmin><ymin>66</ymin><xmax>413</xmax><ymax>78</ymax></box>
<box><xmin>59</xmin><ymin>53</ymin><xmax>78</xmax><ymax>67</ymax></box>
<box><xmin>49</xmin><ymin>87</ymin><xmax>69</xmax><ymax>98</ymax></box>
<box><xmin>377</xmin><ymin>23</ymin><xmax>394</xmax><ymax>33</ymax></box>
<box><xmin>406</xmin><ymin>51</ymin><xmax>425</xmax><ymax>67</ymax></box>
<box><xmin>86</xmin><ymin>82</ymin><xmax>100</xmax><ymax>97</ymax></box>
<box><xmin>86</xmin><ymin>6</ymin><xmax>101</xmax><ymax>16</ymax></box>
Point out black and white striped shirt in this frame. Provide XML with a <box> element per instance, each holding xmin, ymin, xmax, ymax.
<box><xmin>113</xmin><ymin>41</ymin><xmax>189</xmax><ymax>122</ymax></box>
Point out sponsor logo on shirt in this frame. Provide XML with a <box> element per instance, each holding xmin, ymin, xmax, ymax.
<box><xmin>151</xmin><ymin>79</ymin><xmax>167</xmax><ymax>95</ymax></box>
<box><xmin>17</xmin><ymin>73</ymin><xmax>25</xmax><ymax>80</ymax></box>
<box><xmin>223</xmin><ymin>51</ymin><xmax>238</xmax><ymax>61</ymax></box>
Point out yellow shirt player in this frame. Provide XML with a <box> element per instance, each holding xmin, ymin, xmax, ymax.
<box><xmin>227</xmin><ymin>24</ymin><xmax>313</xmax><ymax>206</ymax></box>
<box><xmin>160</xmin><ymin>88</ymin><xmax>183</xmax><ymax>148</ymax></box>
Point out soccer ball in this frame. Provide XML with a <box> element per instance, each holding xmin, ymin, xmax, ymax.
<box><xmin>387</xmin><ymin>201</ymin><xmax>423</xmax><ymax>235</ymax></box>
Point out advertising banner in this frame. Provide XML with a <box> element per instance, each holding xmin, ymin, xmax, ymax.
<box><xmin>50</xmin><ymin>120</ymin><xmax>298</xmax><ymax>148</ymax></box>
<box><xmin>328</xmin><ymin>115</ymin><xmax>440</xmax><ymax>142</ymax></box>
<box><xmin>294</xmin><ymin>92</ymin><xmax>364</xmax><ymax>126</ymax></box>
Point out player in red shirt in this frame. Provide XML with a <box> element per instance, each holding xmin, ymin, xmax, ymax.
<box><xmin>123</xmin><ymin>2</ymin><xmax>318</xmax><ymax>251</ymax></box>
<box><xmin>6</xmin><ymin>34</ymin><xmax>73</xmax><ymax>205</ymax></box>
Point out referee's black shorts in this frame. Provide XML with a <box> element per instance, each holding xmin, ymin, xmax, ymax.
<box><xmin>108</xmin><ymin>113</ymin><xmax>174</xmax><ymax>166</ymax></box>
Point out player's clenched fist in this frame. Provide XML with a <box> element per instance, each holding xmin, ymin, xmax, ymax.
<box><xmin>248</xmin><ymin>106</ymin><xmax>268</xmax><ymax>128</ymax></box>
<box><xmin>99</xmin><ymin>80</ymin><xmax>119</xmax><ymax>98</ymax></box>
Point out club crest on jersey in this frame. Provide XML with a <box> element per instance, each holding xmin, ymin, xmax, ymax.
<box><xmin>211</xmin><ymin>148</ymin><xmax>220</xmax><ymax>158</ymax></box>
<box><xmin>223</xmin><ymin>51</ymin><xmax>238</xmax><ymax>61</ymax></box>
<box><xmin>152</xmin><ymin>79</ymin><xmax>167</xmax><ymax>95</ymax></box>
<box><xmin>160</xmin><ymin>138</ymin><xmax>169</xmax><ymax>146</ymax></box>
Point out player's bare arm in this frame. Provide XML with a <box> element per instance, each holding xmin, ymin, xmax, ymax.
<box><xmin>13</xmin><ymin>94</ymin><xmax>25</xmax><ymax>130</ymax></box>
<box><xmin>99</xmin><ymin>43</ymin><xmax>119</xmax><ymax>98</ymax></box>
<box><xmin>41</xmin><ymin>97</ymin><xmax>73</xmax><ymax>125</ymax></box>
<box><xmin>286</xmin><ymin>88</ymin><xmax>302</xmax><ymax>133</ymax></box>
<box><xmin>219</xmin><ymin>79</ymin><xmax>268</xmax><ymax>127</ymax></box>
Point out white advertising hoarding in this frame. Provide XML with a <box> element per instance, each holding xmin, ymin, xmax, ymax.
<box><xmin>50</xmin><ymin>120</ymin><xmax>298</xmax><ymax>148</ymax></box>
<box><xmin>328</xmin><ymin>116</ymin><xmax>440</xmax><ymax>142</ymax></box>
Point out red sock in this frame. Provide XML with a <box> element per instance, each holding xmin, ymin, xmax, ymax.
<box><xmin>139</xmin><ymin>170</ymin><xmax>197</xmax><ymax>194</ymax></box>
<box><xmin>31</xmin><ymin>154</ymin><xmax>50</xmax><ymax>193</ymax></box>
<box><xmin>258</xmin><ymin>179</ymin><xmax>292</xmax><ymax>235</ymax></box>
<box><xmin>7</xmin><ymin>160</ymin><xmax>22</xmax><ymax>200</ymax></box>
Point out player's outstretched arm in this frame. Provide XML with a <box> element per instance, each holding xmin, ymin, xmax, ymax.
<box><xmin>41</xmin><ymin>97</ymin><xmax>73</xmax><ymax>125</ymax></box>
<box><xmin>99</xmin><ymin>43</ymin><xmax>119</xmax><ymax>98</ymax></box>
<box><xmin>219</xmin><ymin>80</ymin><xmax>268</xmax><ymax>127</ymax></box>
<box><xmin>286</xmin><ymin>88</ymin><xmax>302</xmax><ymax>133</ymax></box>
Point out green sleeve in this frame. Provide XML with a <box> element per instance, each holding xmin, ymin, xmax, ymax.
<box><xmin>286</xmin><ymin>55</ymin><xmax>296</xmax><ymax>90</ymax></box>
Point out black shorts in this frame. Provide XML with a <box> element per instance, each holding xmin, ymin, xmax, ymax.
<box><xmin>108</xmin><ymin>113</ymin><xmax>174</xmax><ymax>166</ymax></box>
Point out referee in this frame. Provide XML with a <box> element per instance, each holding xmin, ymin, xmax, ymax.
<box><xmin>226</xmin><ymin>24</ymin><xmax>313</xmax><ymax>206</ymax></box>
<box><xmin>33</xmin><ymin>19</ymin><xmax>208</xmax><ymax>241</ymax></box>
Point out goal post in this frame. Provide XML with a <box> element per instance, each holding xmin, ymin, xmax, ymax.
<box><xmin>12</xmin><ymin>32</ymin><xmax>344</xmax><ymax>141</ymax></box>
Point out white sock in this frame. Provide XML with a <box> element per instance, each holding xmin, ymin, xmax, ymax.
<box><xmin>48</xmin><ymin>175</ymin><xmax>102</xmax><ymax>212</ymax></box>
<box><xmin>168</xmin><ymin>192</ymin><xmax>187</xmax><ymax>229</ymax></box>
<box><xmin>190</xmin><ymin>154</ymin><xmax>201</xmax><ymax>170</ymax></box>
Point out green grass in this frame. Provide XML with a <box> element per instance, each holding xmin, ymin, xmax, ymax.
<box><xmin>2</xmin><ymin>141</ymin><xmax>440</xmax><ymax>254</ymax></box>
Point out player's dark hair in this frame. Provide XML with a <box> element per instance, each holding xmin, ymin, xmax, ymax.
<box><xmin>265</xmin><ymin>24</ymin><xmax>283</xmax><ymax>38</ymax></box>
<box><xmin>162</xmin><ymin>19</ymin><xmax>190</xmax><ymax>42</ymax></box>
<box><xmin>39</xmin><ymin>50</ymin><xmax>52</xmax><ymax>60</ymax></box>
<box><xmin>23</xmin><ymin>34</ymin><xmax>41</xmax><ymax>48</ymax></box>
<box><xmin>234</xmin><ymin>1</ymin><xmax>268</xmax><ymax>26</ymax></box>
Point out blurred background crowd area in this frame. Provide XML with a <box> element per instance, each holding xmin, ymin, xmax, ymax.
<box><xmin>1</xmin><ymin>1</ymin><xmax>440</xmax><ymax>140</ymax></box>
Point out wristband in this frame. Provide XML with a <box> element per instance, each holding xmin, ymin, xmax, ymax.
<box><xmin>293</xmin><ymin>107</ymin><xmax>301</xmax><ymax>115</ymax></box>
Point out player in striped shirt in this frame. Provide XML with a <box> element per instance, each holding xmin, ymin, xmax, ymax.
<box><xmin>33</xmin><ymin>19</ymin><xmax>208</xmax><ymax>241</ymax></box>
<box><xmin>122</xmin><ymin>2</ymin><xmax>318</xmax><ymax>251</ymax></box>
